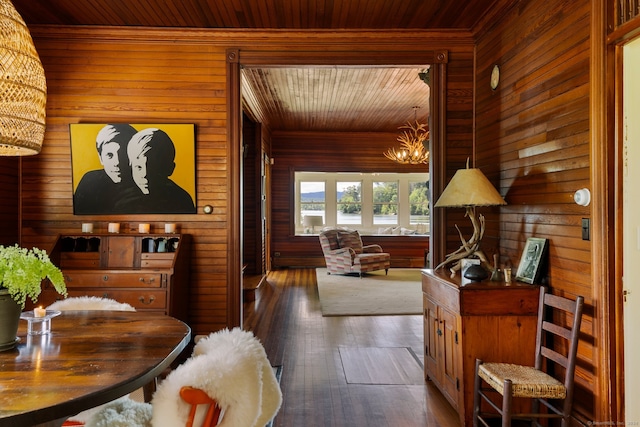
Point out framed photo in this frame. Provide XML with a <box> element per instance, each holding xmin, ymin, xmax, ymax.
<box><xmin>70</xmin><ymin>123</ymin><xmax>196</xmax><ymax>215</ymax></box>
<box><xmin>515</xmin><ymin>237</ymin><xmax>549</xmax><ymax>284</ymax></box>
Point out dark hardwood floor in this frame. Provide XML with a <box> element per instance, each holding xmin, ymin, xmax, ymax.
<box><xmin>243</xmin><ymin>268</ymin><xmax>461</xmax><ymax>427</ymax></box>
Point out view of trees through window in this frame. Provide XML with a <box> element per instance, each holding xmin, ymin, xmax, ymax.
<box><xmin>409</xmin><ymin>181</ymin><xmax>430</xmax><ymax>224</ymax></box>
<box><xmin>337</xmin><ymin>181</ymin><xmax>362</xmax><ymax>223</ymax></box>
<box><xmin>373</xmin><ymin>181</ymin><xmax>398</xmax><ymax>224</ymax></box>
<box><xmin>296</xmin><ymin>172</ymin><xmax>430</xmax><ymax>234</ymax></box>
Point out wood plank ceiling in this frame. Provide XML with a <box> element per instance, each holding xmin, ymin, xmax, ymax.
<box><xmin>14</xmin><ymin>0</ymin><xmax>498</xmax><ymax>132</ymax></box>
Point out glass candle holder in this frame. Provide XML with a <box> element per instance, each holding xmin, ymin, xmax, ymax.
<box><xmin>20</xmin><ymin>310</ymin><xmax>61</xmax><ymax>336</ymax></box>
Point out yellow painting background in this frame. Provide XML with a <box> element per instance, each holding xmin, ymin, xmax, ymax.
<box><xmin>69</xmin><ymin>123</ymin><xmax>196</xmax><ymax>199</ymax></box>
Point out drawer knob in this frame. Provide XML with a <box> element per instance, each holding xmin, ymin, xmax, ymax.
<box><xmin>138</xmin><ymin>296</ymin><xmax>156</xmax><ymax>305</ymax></box>
<box><xmin>102</xmin><ymin>275</ymin><xmax>109</xmax><ymax>281</ymax></box>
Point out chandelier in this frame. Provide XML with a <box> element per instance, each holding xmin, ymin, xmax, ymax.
<box><xmin>0</xmin><ymin>0</ymin><xmax>47</xmax><ymax>155</ymax></box>
<box><xmin>383</xmin><ymin>108</ymin><xmax>429</xmax><ymax>165</ymax></box>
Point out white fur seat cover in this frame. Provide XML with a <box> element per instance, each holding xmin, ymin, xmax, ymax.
<box><xmin>151</xmin><ymin>327</ymin><xmax>282</xmax><ymax>427</ymax></box>
<box><xmin>84</xmin><ymin>396</ymin><xmax>151</xmax><ymax>427</ymax></box>
<box><xmin>85</xmin><ymin>328</ymin><xmax>282</xmax><ymax>427</ymax></box>
<box><xmin>48</xmin><ymin>296</ymin><xmax>136</xmax><ymax>312</ymax></box>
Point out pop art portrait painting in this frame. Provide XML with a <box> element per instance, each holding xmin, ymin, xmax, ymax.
<box><xmin>70</xmin><ymin>123</ymin><xmax>196</xmax><ymax>215</ymax></box>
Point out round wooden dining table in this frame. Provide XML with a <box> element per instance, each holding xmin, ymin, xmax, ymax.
<box><xmin>0</xmin><ymin>310</ymin><xmax>191</xmax><ymax>427</ymax></box>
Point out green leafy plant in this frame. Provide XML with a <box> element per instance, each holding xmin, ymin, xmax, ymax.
<box><xmin>0</xmin><ymin>244</ymin><xmax>67</xmax><ymax>309</ymax></box>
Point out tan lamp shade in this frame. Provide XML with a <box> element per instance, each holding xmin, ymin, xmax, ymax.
<box><xmin>434</xmin><ymin>168</ymin><xmax>506</xmax><ymax>208</ymax></box>
<box><xmin>0</xmin><ymin>0</ymin><xmax>47</xmax><ymax>156</ymax></box>
<box><xmin>303</xmin><ymin>215</ymin><xmax>324</xmax><ymax>227</ymax></box>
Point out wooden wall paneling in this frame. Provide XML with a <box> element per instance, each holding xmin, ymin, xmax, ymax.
<box><xmin>0</xmin><ymin>157</ymin><xmax>20</xmax><ymax>246</ymax></box>
<box><xmin>475</xmin><ymin>0</ymin><xmax>595</xmax><ymax>422</ymax></box>
<box><xmin>434</xmin><ymin>49</ymin><xmax>476</xmax><ymax>268</ymax></box>
<box><xmin>20</xmin><ymin>27</ymin><xmax>475</xmax><ymax>339</ymax></box>
<box><xmin>0</xmin><ymin>5</ymin><xmax>614</xmax><ymax>422</ymax></box>
<box><xmin>22</xmin><ymin>32</ymin><xmax>232</xmax><ymax>335</ymax></box>
<box><xmin>270</xmin><ymin>130</ymin><xmax>431</xmax><ymax>268</ymax></box>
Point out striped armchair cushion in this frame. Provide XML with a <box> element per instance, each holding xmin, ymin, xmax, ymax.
<box><xmin>337</xmin><ymin>230</ymin><xmax>363</xmax><ymax>254</ymax></box>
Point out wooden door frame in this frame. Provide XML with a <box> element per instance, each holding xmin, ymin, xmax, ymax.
<box><xmin>591</xmin><ymin>0</ymin><xmax>614</xmax><ymax>422</ymax></box>
<box><xmin>593</xmin><ymin>0</ymin><xmax>640</xmax><ymax>422</ymax></box>
<box><xmin>226</xmin><ymin>47</ymin><xmax>449</xmax><ymax>327</ymax></box>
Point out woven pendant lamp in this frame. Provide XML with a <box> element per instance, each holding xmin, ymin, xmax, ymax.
<box><xmin>0</xmin><ymin>0</ymin><xmax>46</xmax><ymax>156</ymax></box>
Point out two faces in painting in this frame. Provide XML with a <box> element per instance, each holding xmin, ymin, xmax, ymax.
<box><xmin>73</xmin><ymin>124</ymin><xmax>195</xmax><ymax>214</ymax></box>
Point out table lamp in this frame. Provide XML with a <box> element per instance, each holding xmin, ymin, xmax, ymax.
<box><xmin>303</xmin><ymin>215</ymin><xmax>324</xmax><ymax>234</ymax></box>
<box><xmin>433</xmin><ymin>161</ymin><xmax>506</xmax><ymax>274</ymax></box>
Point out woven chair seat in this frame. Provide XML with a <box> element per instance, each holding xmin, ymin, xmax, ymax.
<box><xmin>478</xmin><ymin>362</ymin><xmax>566</xmax><ymax>399</ymax></box>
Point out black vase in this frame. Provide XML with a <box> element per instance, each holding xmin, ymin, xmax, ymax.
<box><xmin>0</xmin><ymin>288</ymin><xmax>21</xmax><ymax>351</ymax></box>
<box><xmin>463</xmin><ymin>264</ymin><xmax>489</xmax><ymax>282</ymax></box>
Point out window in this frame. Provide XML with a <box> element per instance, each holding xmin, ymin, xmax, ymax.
<box><xmin>409</xmin><ymin>181</ymin><xmax>429</xmax><ymax>225</ymax></box>
<box><xmin>300</xmin><ymin>181</ymin><xmax>325</xmax><ymax>226</ymax></box>
<box><xmin>337</xmin><ymin>181</ymin><xmax>361</xmax><ymax>225</ymax></box>
<box><xmin>295</xmin><ymin>172</ymin><xmax>429</xmax><ymax>235</ymax></box>
<box><xmin>373</xmin><ymin>181</ymin><xmax>398</xmax><ymax>225</ymax></box>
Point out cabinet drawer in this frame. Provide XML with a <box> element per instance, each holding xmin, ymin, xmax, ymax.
<box><xmin>60</xmin><ymin>253</ymin><xmax>101</xmax><ymax>268</ymax></box>
<box><xmin>141</xmin><ymin>253</ymin><xmax>175</xmax><ymax>268</ymax></box>
<box><xmin>63</xmin><ymin>272</ymin><xmax>163</xmax><ymax>288</ymax></box>
<box><xmin>422</xmin><ymin>275</ymin><xmax>459</xmax><ymax>313</ymax></box>
<box><xmin>66</xmin><ymin>289</ymin><xmax>167</xmax><ymax>310</ymax></box>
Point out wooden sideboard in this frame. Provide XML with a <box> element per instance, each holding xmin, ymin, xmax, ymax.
<box><xmin>421</xmin><ymin>268</ymin><xmax>540</xmax><ymax>426</ymax></box>
<box><xmin>38</xmin><ymin>233</ymin><xmax>191</xmax><ymax>322</ymax></box>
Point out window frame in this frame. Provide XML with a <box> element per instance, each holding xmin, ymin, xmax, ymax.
<box><xmin>294</xmin><ymin>171</ymin><xmax>429</xmax><ymax>235</ymax></box>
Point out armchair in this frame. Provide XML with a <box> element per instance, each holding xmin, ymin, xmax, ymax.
<box><xmin>319</xmin><ymin>229</ymin><xmax>390</xmax><ymax>277</ymax></box>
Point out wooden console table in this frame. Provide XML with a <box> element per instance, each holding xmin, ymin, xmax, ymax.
<box><xmin>421</xmin><ymin>268</ymin><xmax>540</xmax><ymax>426</ymax></box>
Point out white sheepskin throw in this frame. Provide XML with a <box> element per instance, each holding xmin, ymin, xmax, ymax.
<box><xmin>84</xmin><ymin>396</ymin><xmax>152</xmax><ymax>427</ymax></box>
<box><xmin>47</xmin><ymin>296</ymin><xmax>136</xmax><ymax>312</ymax></box>
<box><xmin>151</xmin><ymin>328</ymin><xmax>282</xmax><ymax>427</ymax></box>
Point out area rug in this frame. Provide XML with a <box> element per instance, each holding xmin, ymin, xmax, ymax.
<box><xmin>339</xmin><ymin>347</ymin><xmax>424</xmax><ymax>385</ymax></box>
<box><xmin>316</xmin><ymin>268</ymin><xmax>423</xmax><ymax>316</ymax></box>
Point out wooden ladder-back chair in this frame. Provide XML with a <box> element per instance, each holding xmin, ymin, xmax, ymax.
<box><xmin>180</xmin><ymin>386</ymin><xmax>222</xmax><ymax>427</ymax></box>
<box><xmin>473</xmin><ymin>286</ymin><xmax>584</xmax><ymax>427</ymax></box>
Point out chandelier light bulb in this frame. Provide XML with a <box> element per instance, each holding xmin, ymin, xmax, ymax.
<box><xmin>383</xmin><ymin>120</ymin><xmax>430</xmax><ymax>165</ymax></box>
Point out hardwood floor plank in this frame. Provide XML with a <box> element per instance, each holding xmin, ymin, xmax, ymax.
<box><xmin>243</xmin><ymin>268</ymin><xmax>460</xmax><ymax>427</ymax></box>
<box><xmin>339</xmin><ymin>347</ymin><xmax>424</xmax><ymax>385</ymax></box>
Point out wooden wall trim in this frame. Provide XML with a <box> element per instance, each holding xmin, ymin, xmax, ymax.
<box><xmin>239</xmin><ymin>49</ymin><xmax>449</xmax><ymax>66</ymax></box>
<box><xmin>612</xmin><ymin>45</ymin><xmax>625</xmax><ymax>423</ymax></box>
<box><xmin>430</xmin><ymin>61</ymin><xmax>447</xmax><ymax>269</ymax></box>
<box><xmin>227</xmin><ymin>48</ymin><xmax>242</xmax><ymax>328</ymax></box>
<box><xmin>29</xmin><ymin>25</ymin><xmax>475</xmax><ymax>47</ymax></box>
<box><xmin>593</xmin><ymin>0</ymin><xmax>618</xmax><ymax>421</ymax></box>
<box><xmin>0</xmin><ymin>157</ymin><xmax>20</xmax><ymax>246</ymax></box>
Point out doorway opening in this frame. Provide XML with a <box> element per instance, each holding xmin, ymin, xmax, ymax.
<box><xmin>227</xmin><ymin>48</ymin><xmax>448</xmax><ymax>327</ymax></box>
